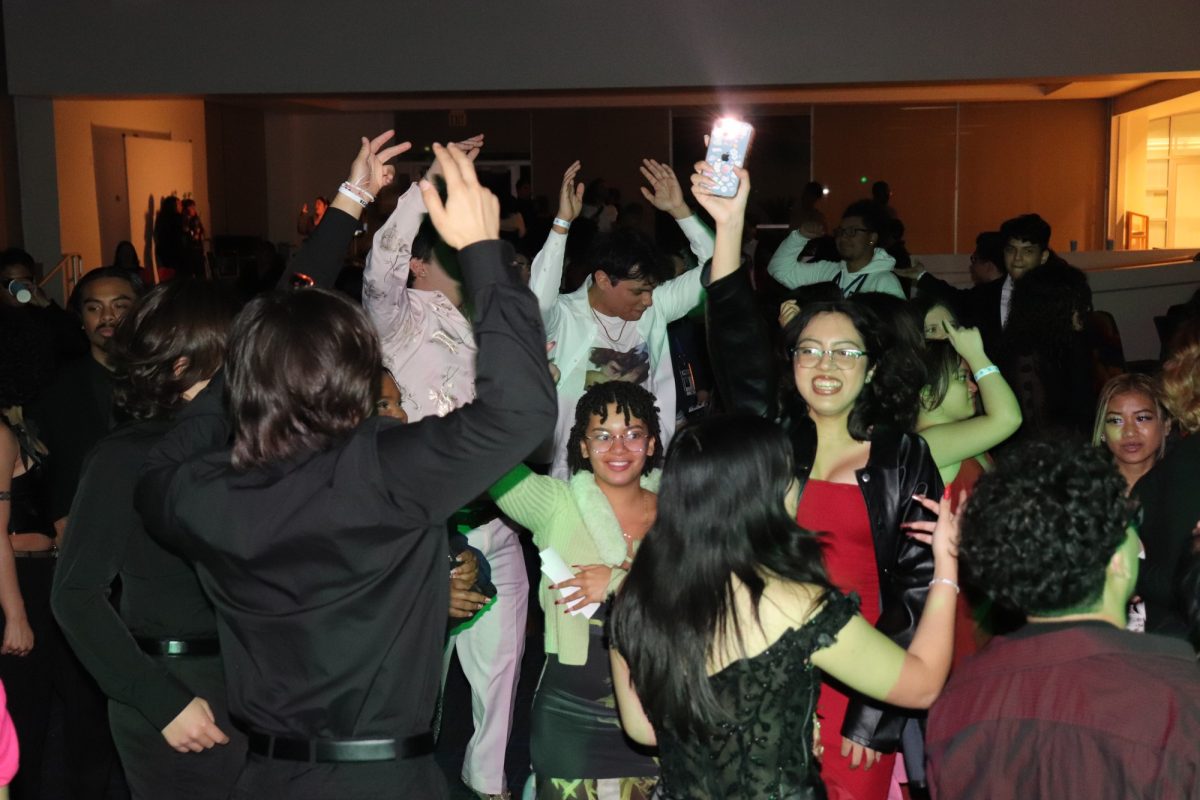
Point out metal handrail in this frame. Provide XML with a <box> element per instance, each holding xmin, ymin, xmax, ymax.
<box><xmin>38</xmin><ymin>253</ymin><xmax>83</xmax><ymax>306</ymax></box>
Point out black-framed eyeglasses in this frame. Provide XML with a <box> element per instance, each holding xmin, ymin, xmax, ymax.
<box><xmin>833</xmin><ymin>226</ymin><xmax>871</xmax><ymax>239</ymax></box>
<box><xmin>789</xmin><ymin>346</ymin><xmax>869</xmax><ymax>370</ymax></box>
<box><xmin>585</xmin><ymin>430</ymin><xmax>649</xmax><ymax>453</ymax></box>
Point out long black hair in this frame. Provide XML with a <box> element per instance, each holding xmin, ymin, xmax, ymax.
<box><xmin>783</xmin><ymin>298</ymin><xmax>926</xmax><ymax>439</ymax></box>
<box><xmin>610</xmin><ymin>414</ymin><xmax>833</xmax><ymax>738</ymax></box>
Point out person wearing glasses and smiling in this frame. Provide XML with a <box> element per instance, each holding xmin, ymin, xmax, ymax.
<box><xmin>694</xmin><ymin>161</ymin><xmax>942</xmax><ymax>800</ymax></box>
<box><xmin>768</xmin><ymin>199</ymin><xmax>905</xmax><ymax>300</ymax></box>
<box><xmin>489</xmin><ymin>380</ymin><xmax>662</xmax><ymax>800</ymax></box>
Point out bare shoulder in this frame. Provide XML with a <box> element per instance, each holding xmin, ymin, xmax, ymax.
<box><xmin>759</xmin><ymin>578</ymin><xmax>826</xmax><ymax>632</ymax></box>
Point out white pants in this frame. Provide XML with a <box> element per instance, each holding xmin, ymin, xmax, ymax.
<box><xmin>443</xmin><ymin>519</ymin><xmax>529</xmax><ymax>795</ymax></box>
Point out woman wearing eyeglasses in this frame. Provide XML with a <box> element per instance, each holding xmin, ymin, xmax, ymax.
<box><xmin>767</xmin><ymin>199</ymin><xmax>905</xmax><ymax>300</ymax></box>
<box><xmin>489</xmin><ymin>380</ymin><xmax>662</xmax><ymax>800</ymax></box>
<box><xmin>692</xmin><ymin>162</ymin><xmax>942</xmax><ymax>800</ymax></box>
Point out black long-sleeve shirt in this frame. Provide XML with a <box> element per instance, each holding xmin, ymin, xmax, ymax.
<box><xmin>135</xmin><ymin>238</ymin><xmax>556</xmax><ymax>740</ymax></box>
<box><xmin>51</xmin><ymin>421</ymin><xmax>214</xmax><ymax>729</ymax></box>
<box><xmin>49</xmin><ymin>204</ymin><xmax>370</xmax><ymax>731</ymax></box>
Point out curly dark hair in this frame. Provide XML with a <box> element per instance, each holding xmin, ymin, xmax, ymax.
<box><xmin>0</xmin><ymin>306</ymin><xmax>55</xmax><ymax>409</ymax></box>
<box><xmin>960</xmin><ymin>441</ymin><xmax>1132</xmax><ymax>615</ymax></box>
<box><xmin>1002</xmin><ymin>261</ymin><xmax>1091</xmax><ymax>387</ymax></box>
<box><xmin>565</xmin><ymin>381</ymin><xmax>663</xmax><ymax>476</ymax></box>
<box><xmin>783</xmin><ymin>298</ymin><xmax>926</xmax><ymax>439</ymax></box>
<box><xmin>110</xmin><ymin>280</ymin><xmax>240</xmax><ymax>422</ymax></box>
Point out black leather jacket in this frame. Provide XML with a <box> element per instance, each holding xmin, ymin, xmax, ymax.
<box><xmin>704</xmin><ymin>262</ymin><xmax>943</xmax><ymax>752</ymax></box>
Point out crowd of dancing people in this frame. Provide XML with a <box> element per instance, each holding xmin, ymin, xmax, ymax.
<box><xmin>1</xmin><ymin>128</ymin><xmax>1199</xmax><ymax>800</ymax></box>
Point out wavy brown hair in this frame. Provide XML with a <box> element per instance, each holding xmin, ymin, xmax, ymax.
<box><xmin>228</xmin><ymin>288</ymin><xmax>380</xmax><ymax>470</ymax></box>
<box><xmin>110</xmin><ymin>280</ymin><xmax>240</xmax><ymax>421</ymax></box>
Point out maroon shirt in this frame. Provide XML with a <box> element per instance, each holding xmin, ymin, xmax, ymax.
<box><xmin>927</xmin><ymin>620</ymin><xmax>1200</xmax><ymax>799</ymax></box>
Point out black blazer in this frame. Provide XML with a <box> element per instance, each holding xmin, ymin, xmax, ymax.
<box><xmin>705</xmin><ymin>262</ymin><xmax>943</xmax><ymax>752</ymax></box>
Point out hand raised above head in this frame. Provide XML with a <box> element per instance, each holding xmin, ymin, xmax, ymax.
<box><xmin>555</xmin><ymin>161</ymin><xmax>584</xmax><ymax>225</ymax></box>
<box><xmin>639</xmin><ymin>159</ymin><xmax>690</xmax><ymax>220</ymax></box>
<box><xmin>428</xmin><ymin>134</ymin><xmax>485</xmax><ymax>181</ymax></box>
<box><xmin>419</xmin><ymin>143</ymin><xmax>500</xmax><ymax>250</ymax></box>
<box><xmin>346</xmin><ymin>130</ymin><xmax>413</xmax><ymax>198</ymax></box>
<box><xmin>944</xmin><ymin>322</ymin><xmax>986</xmax><ymax>362</ymax></box>
<box><xmin>689</xmin><ymin>161</ymin><xmax>750</xmax><ymax>227</ymax></box>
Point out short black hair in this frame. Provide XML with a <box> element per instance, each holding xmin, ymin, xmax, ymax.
<box><xmin>961</xmin><ymin>441</ymin><xmax>1132</xmax><ymax>615</ymax></box>
<box><xmin>587</xmin><ymin>227</ymin><xmax>673</xmax><ymax>287</ymax></box>
<box><xmin>68</xmin><ymin>266</ymin><xmax>144</xmax><ymax>316</ymax></box>
<box><xmin>0</xmin><ymin>247</ymin><xmax>36</xmax><ymax>273</ymax></box>
<box><xmin>974</xmin><ymin>230</ymin><xmax>1006</xmax><ymax>274</ymax></box>
<box><xmin>999</xmin><ymin>213</ymin><xmax>1051</xmax><ymax>251</ymax></box>
<box><xmin>566</xmin><ymin>381</ymin><xmax>663</xmax><ymax>476</ymax></box>
<box><xmin>839</xmin><ymin>199</ymin><xmax>887</xmax><ymax>237</ymax></box>
<box><xmin>228</xmin><ymin>288</ymin><xmax>380</xmax><ymax>470</ymax></box>
<box><xmin>110</xmin><ymin>280</ymin><xmax>240</xmax><ymax>422</ymax></box>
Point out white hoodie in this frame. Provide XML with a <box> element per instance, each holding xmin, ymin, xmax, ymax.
<box><xmin>768</xmin><ymin>230</ymin><xmax>904</xmax><ymax>298</ymax></box>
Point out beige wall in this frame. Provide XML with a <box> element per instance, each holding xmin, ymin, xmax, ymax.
<box><xmin>814</xmin><ymin>100</ymin><xmax>1109</xmax><ymax>254</ymax></box>
<box><xmin>53</xmin><ymin>98</ymin><xmax>208</xmax><ymax>270</ymax></box>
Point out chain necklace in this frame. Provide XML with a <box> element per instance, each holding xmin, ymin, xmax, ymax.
<box><xmin>590</xmin><ymin>305</ymin><xmax>629</xmax><ymax>345</ymax></box>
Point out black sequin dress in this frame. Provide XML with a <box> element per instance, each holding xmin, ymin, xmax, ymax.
<box><xmin>654</xmin><ymin>591</ymin><xmax>859</xmax><ymax>800</ymax></box>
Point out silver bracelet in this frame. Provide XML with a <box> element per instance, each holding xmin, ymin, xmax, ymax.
<box><xmin>929</xmin><ymin>577</ymin><xmax>960</xmax><ymax>594</ymax></box>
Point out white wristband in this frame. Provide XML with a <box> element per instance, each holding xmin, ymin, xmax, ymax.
<box><xmin>338</xmin><ymin>184</ymin><xmax>369</xmax><ymax>208</ymax></box>
<box><xmin>552</xmin><ymin>217</ymin><xmax>572</xmax><ymax>230</ymax></box>
<box><xmin>973</xmin><ymin>365</ymin><xmax>1000</xmax><ymax>382</ymax></box>
<box><xmin>929</xmin><ymin>577</ymin><xmax>960</xmax><ymax>594</ymax></box>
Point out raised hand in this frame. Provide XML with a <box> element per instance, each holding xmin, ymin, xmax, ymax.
<box><xmin>555</xmin><ymin>161</ymin><xmax>584</xmax><ymax>226</ymax></box>
<box><xmin>639</xmin><ymin>159</ymin><xmax>690</xmax><ymax>220</ymax></box>
<box><xmin>428</xmin><ymin>134</ymin><xmax>485</xmax><ymax>182</ymax></box>
<box><xmin>419</xmin><ymin>143</ymin><xmax>500</xmax><ymax>250</ymax></box>
<box><xmin>944</xmin><ymin>322</ymin><xmax>987</xmax><ymax>365</ymax></box>
<box><xmin>346</xmin><ymin>130</ymin><xmax>413</xmax><ymax>198</ymax></box>
<box><xmin>689</xmin><ymin>160</ymin><xmax>750</xmax><ymax>227</ymax></box>
<box><xmin>779</xmin><ymin>300</ymin><xmax>800</xmax><ymax>330</ymax></box>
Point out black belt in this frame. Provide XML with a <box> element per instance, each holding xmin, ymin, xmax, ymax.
<box><xmin>134</xmin><ymin>636</ymin><xmax>220</xmax><ymax>657</ymax></box>
<box><xmin>247</xmin><ymin>730</ymin><xmax>435</xmax><ymax>763</ymax></box>
<box><xmin>12</xmin><ymin>549</ymin><xmax>57</xmax><ymax>559</ymax></box>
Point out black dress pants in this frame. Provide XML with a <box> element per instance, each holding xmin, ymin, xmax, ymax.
<box><xmin>228</xmin><ymin>753</ymin><xmax>449</xmax><ymax>800</ymax></box>
<box><xmin>108</xmin><ymin>654</ymin><xmax>246</xmax><ymax>799</ymax></box>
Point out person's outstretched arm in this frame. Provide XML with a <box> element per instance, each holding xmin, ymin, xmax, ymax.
<box><xmin>640</xmin><ymin>158</ymin><xmax>715</xmax><ymax>267</ymax></box>
<box><xmin>378</xmin><ymin>144</ymin><xmax>557</xmax><ymax>523</ymax></box>
<box><xmin>280</xmin><ymin>131</ymin><xmax>411</xmax><ymax>290</ymax></box>
<box><xmin>812</xmin><ymin>491</ymin><xmax>960</xmax><ymax>708</ymax></box>
<box><xmin>920</xmin><ymin>324</ymin><xmax>1022</xmax><ymax>468</ymax></box>
<box><xmin>528</xmin><ymin>160</ymin><xmax>583</xmax><ymax>327</ymax></box>
<box><xmin>688</xmin><ymin>161</ymin><xmax>778</xmax><ymax>419</ymax></box>
<box><xmin>362</xmin><ymin>136</ymin><xmax>484</xmax><ymax>344</ymax></box>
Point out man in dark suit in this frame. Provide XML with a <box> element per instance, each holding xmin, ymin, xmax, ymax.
<box><xmin>901</xmin><ymin>214</ymin><xmax>1053</xmax><ymax>355</ymax></box>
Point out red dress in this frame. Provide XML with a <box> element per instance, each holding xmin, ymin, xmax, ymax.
<box><xmin>947</xmin><ymin>457</ymin><xmax>990</xmax><ymax>670</ymax></box>
<box><xmin>798</xmin><ymin>480</ymin><xmax>895</xmax><ymax>800</ymax></box>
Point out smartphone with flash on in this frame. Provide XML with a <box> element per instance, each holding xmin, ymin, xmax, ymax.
<box><xmin>704</xmin><ymin>117</ymin><xmax>755</xmax><ymax>197</ymax></box>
